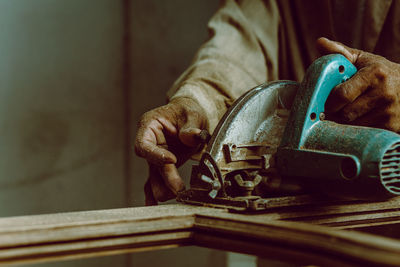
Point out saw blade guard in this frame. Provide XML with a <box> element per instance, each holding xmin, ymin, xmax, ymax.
<box><xmin>177</xmin><ymin>80</ymin><xmax>300</xmax><ymax>208</ymax></box>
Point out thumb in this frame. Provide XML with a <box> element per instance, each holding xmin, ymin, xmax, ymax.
<box><xmin>178</xmin><ymin>110</ymin><xmax>206</xmax><ymax>147</ymax></box>
<box><xmin>316</xmin><ymin>37</ymin><xmax>358</xmax><ymax>64</ymax></box>
<box><xmin>171</xmin><ymin>97</ymin><xmax>207</xmax><ymax>147</ymax></box>
<box><xmin>179</xmin><ymin>125</ymin><xmax>202</xmax><ymax>147</ymax></box>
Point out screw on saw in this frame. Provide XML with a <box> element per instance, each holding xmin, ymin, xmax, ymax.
<box><xmin>200</xmin><ymin>175</ymin><xmax>221</xmax><ymax>199</ymax></box>
<box><xmin>233</xmin><ymin>173</ymin><xmax>262</xmax><ymax>197</ymax></box>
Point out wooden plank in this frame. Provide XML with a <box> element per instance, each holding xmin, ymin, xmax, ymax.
<box><xmin>194</xmin><ymin>212</ymin><xmax>400</xmax><ymax>267</ymax></box>
<box><xmin>0</xmin><ymin>207</ymin><xmax>197</xmax><ymax>248</ymax></box>
<box><xmin>0</xmin><ymin>205</ymin><xmax>200</xmax><ymax>265</ymax></box>
<box><xmin>0</xmin><ymin>203</ymin><xmax>399</xmax><ymax>266</ymax></box>
<box><xmin>245</xmin><ymin>196</ymin><xmax>400</xmax><ymax>229</ymax></box>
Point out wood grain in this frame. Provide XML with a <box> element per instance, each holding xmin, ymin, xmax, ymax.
<box><xmin>0</xmin><ymin>198</ymin><xmax>400</xmax><ymax>266</ymax></box>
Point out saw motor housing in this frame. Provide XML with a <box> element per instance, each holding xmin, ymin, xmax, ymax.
<box><xmin>177</xmin><ymin>54</ymin><xmax>400</xmax><ymax>211</ymax></box>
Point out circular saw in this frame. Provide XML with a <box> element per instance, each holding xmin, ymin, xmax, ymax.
<box><xmin>177</xmin><ymin>54</ymin><xmax>400</xmax><ymax>211</ymax></box>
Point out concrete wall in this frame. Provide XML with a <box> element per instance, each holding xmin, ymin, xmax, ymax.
<box><xmin>0</xmin><ymin>0</ymin><xmax>126</xmax><ymax>216</ymax></box>
<box><xmin>0</xmin><ymin>0</ymin><xmax>230</xmax><ymax>266</ymax></box>
<box><xmin>0</xmin><ymin>0</ymin><xmax>127</xmax><ymax>266</ymax></box>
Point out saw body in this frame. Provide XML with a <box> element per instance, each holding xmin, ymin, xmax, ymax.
<box><xmin>177</xmin><ymin>54</ymin><xmax>400</xmax><ymax>211</ymax></box>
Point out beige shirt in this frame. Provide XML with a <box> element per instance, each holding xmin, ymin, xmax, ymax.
<box><xmin>168</xmin><ymin>0</ymin><xmax>400</xmax><ymax>133</ymax></box>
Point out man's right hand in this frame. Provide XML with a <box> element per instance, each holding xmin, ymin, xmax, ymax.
<box><xmin>134</xmin><ymin>97</ymin><xmax>207</xmax><ymax>205</ymax></box>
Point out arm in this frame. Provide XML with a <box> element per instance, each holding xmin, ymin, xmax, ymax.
<box><xmin>135</xmin><ymin>0</ymin><xmax>282</xmax><ymax>204</ymax></box>
<box><xmin>168</xmin><ymin>0</ymin><xmax>281</xmax><ymax>132</ymax></box>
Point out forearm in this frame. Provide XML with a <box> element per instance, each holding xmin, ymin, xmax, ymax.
<box><xmin>168</xmin><ymin>0</ymin><xmax>280</xmax><ymax>132</ymax></box>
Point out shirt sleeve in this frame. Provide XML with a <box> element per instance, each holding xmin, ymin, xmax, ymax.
<box><xmin>167</xmin><ymin>0</ymin><xmax>281</xmax><ymax>133</ymax></box>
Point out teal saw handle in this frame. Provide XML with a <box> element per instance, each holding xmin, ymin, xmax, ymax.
<box><xmin>279</xmin><ymin>54</ymin><xmax>357</xmax><ymax>149</ymax></box>
<box><xmin>277</xmin><ymin>54</ymin><xmax>400</xmax><ymax>200</ymax></box>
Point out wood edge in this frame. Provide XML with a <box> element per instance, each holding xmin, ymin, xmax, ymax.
<box><xmin>192</xmin><ymin>213</ymin><xmax>400</xmax><ymax>266</ymax></box>
<box><xmin>0</xmin><ymin>204</ymin><xmax>400</xmax><ymax>266</ymax></box>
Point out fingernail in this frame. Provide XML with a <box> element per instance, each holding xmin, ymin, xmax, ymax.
<box><xmin>177</xmin><ymin>187</ymin><xmax>186</xmax><ymax>193</ymax></box>
<box><xmin>163</xmin><ymin>153</ymin><xmax>176</xmax><ymax>163</ymax></box>
<box><xmin>179</xmin><ymin>128</ymin><xmax>203</xmax><ymax>147</ymax></box>
<box><xmin>163</xmin><ymin>151</ymin><xmax>177</xmax><ymax>164</ymax></box>
<box><xmin>172</xmin><ymin>180</ymin><xmax>185</xmax><ymax>194</ymax></box>
<box><xmin>196</xmin><ymin>129</ymin><xmax>211</xmax><ymax>144</ymax></box>
<box><xmin>162</xmin><ymin>164</ymin><xmax>185</xmax><ymax>194</ymax></box>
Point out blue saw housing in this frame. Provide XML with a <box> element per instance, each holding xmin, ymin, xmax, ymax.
<box><xmin>277</xmin><ymin>54</ymin><xmax>400</xmax><ymax>200</ymax></box>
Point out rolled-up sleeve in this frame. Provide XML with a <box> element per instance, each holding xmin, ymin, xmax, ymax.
<box><xmin>167</xmin><ymin>0</ymin><xmax>281</xmax><ymax>132</ymax></box>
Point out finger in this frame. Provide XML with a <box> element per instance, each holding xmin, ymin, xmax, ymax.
<box><xmin>159</xmin><ymin>164</ymin><xmax>185</xmax><ymax>194</ymax></box>
<box><xmin>135</xmin><ymin>119</ymin><xmax>177</xmax><ymax>166</ymax></box>
<box><xmin>316</xmin><ymin>37</ymin><xmax>358</xmax><ymax>63</ymax></box>
<box><xmin>326</xmin><ymin>66</ymin><xmax>374</xmax><ymax>113</ymax></box>
<box><xmin>340</xmin><ymin>89</ymin><xmax>383</xmax><ymax>122</ymax></box>
<box><xmin>316</xmin><ymin>37</ymin><xmax>379</xmax><ymax>70</ymax></box>
<box><xmin>351</xmin><ymin>108</ymin><xmax>391</xmax><ymax>129</ymax></box>
<box><xmin>144</xmin><ymin>178</ymin><xmax>157</xmax><ymax>206</ymax></box>
<box><xmin>178</xmin><ymin>112</ymin><xmax>205</xmax><ymax>147</ymax></box>
<box><xmin>355</xmin><ymin>107</ymin><xmax>400</xmax><ymax>132</ymax></box>
<box><xmin>147</xmin><ymin>164</ymin><xmax>176</xmax><ymax>202</ymax></box>
<box><xmin>179</xmin><ymin>127</ymin><xmax>202</xmax><ymax>147</ymax></box>
<box><xmin>135</xmin><ymin>139</ymin><xmax>176</xmax><ymax>166</ymax></box>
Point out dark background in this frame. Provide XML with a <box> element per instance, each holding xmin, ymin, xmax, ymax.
<box><xmin>0</xmin><ymin>0</ymin><xmax>245</xmax><ymax>266</ymax></box>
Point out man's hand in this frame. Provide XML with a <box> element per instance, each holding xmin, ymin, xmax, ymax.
<box><xmin>134</xmin><ymin>97</ymin><xmax>207</xmax><ymax>205</ymax></box>
<box><xmin>317</xmin><ymin>37</ymin><xmax>400</xmax><ymax>132</ymax></box>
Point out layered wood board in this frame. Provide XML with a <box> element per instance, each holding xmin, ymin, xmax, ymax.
<box><xmin>0</xmin><ymin>196</ymin><xmax>400</xmax><ymax>266</ymax></box>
